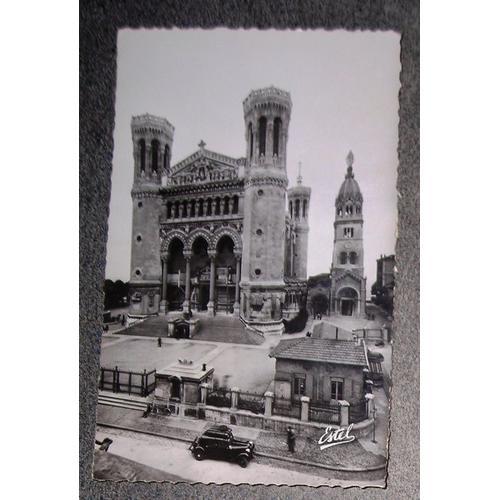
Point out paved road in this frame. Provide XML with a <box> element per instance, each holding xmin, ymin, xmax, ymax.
<box><xmin>96</xmin><ymin>427</ymin><xmax>377</xmax><ymax>487</ymax></box>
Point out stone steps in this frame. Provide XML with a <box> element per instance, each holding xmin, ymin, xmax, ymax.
<box><xmin>98</xmin><ymin>393</ymin><xmax>149</xmax><ymax>412</ymax></box>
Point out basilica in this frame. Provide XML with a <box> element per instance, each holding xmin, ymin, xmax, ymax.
<box><xmin>127</xmin><ymin>87</ymin><xmax>310</xmax><ymax>335</ymax></box>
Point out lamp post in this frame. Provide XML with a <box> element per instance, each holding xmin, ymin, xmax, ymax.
<box><xmin>371</xmin><ymin>404</ymin><xmax>377</xmax><ymax>443</ymax></box>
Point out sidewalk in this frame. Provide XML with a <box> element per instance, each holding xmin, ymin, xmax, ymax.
<box><xmin>97</xmin><ymin>404</ymin><xmax>386</xmax><ymax>471</ymax></box>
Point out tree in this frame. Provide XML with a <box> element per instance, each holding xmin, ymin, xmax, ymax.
<box><xmin>311</xmin><ymin>293</ymin><xmax>329</xmax><ymax>316</ymax></box>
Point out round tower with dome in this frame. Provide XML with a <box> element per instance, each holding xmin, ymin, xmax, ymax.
<box><xmin>330</xmin><ymin>151</ymin><xmax>367</xmax><ymax>317</ymax></box>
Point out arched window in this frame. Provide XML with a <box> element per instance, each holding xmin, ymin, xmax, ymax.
<box><xmin>345</xmin><ymin>204</ymin><xmax>353</xmax><ymax>215</ymax></box>
<box><xmin>248</xmin><ymin>123</ymin><xmax>253</xmax><ymax>159</ymax></box>
<box><xmin>258</xmin><ymin>116</ymin><xmax>267</xmax><ymax>156</ymax></box>
<box><xmin>215</xmin><ymin>197</ymin><xmax>221</xmax><ymax>215</ymax></box>
<box><xmin>223</xmin><ymin>196</ymin><xmax>230</xmax><ymax>215</ymax></box>
<box><xmin>232</xmin><ymin>195</ymin><xmax>239</xmax><ymax>214</ymax></box>
<box><xmin>273</xmin><ymin>117</ymin><xmax>282</xmax><ymax>156</ymax></box>
<box><xmin>190</xmin><ymin>200</ymin><xmax>196</xmax><ymax>217</ymax></box>
<box><xmin>289</xmin><ymin>201</ymin><xmax>293</xmax><ymax>216</ymax></box>
<box><xmin>198</xmin><ymin>198</ymin><xmax>204</xmax><ymax>217</ymax></box>
<box><xmin>139</xmin><ymin>139</ymin><xmax>146</xmax><ymax>172</ymax></box>
<box><xmin>151</xmin><ymin>139</ymin><xmax>159</xmax><ymax>173</ymax></box>
<box><xmin>166</xmin><ymin>202</ymin><xmax>173</xmax><ymax>219</ymax></box>
<box><xmin>164</xmin><ymin>144</ymin><xmax>171</xmax><ymax>170</ymax></box>
<box><xmin>295</xmin><ymin>199</ymin><xmax>300</xmax><ymax>219</ymax></box>
<box><xmin>349</xmin><ymin>252</ymin><xmax>357</xmax><ymax>264</ymax></box>
<box><xmin>206</xmin><ymin>198</ymin><xmax>213</xmax><ymax>216</ymax></box>
<box><xmin>302</xmin><ymin>199</ymin><xmax>308</xmax><ymax>218</ymax></box>
<box><xmin>356</xmin><ymin>204</ymin><xmax>361</xmax><ymax>214</ymax></box>
<box><xmin>340</xmin><ymin>252</ymin><xmax>347</xmax><ymax>264</ymax></box>
<box><xmin>174</xmin><ymin>201</ymin><xmax>180</xmax><ymax>218</ymax></box>
<box><xmin>182</xmin><ymin>200</ymin><xmax>188</xmax><ymax>218</ymax></box>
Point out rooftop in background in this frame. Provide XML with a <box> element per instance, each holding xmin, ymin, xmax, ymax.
<box><xmin>270</xmin><ymin>337</ymin><xmax>368</xmax><ymax>367</ymax></box>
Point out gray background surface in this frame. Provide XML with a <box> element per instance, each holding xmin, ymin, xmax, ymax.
<box><xmin>80</xmin><ymin>1</ymin><xmax>419</xmax><ymax>497</ymax></box>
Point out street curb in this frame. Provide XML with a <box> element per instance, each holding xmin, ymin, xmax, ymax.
<box><xmin>96</xmin><ymin>421</ymin><xmax>386</xmax><ymax>473</ymax></box>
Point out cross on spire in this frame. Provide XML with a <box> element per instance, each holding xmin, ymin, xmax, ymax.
<box><xmin>297</xmin><ymin>161</ymin><xmax>303</xmax><ymax>185</ymax></box>
<box><xmin>346</xmin><ymin>150</ymin><xmax>354</xmax><ymax>177</ymax></box>
<box><xmin>198</xmin><ymin>140</ymin><xmax>206</xmax><ymax>149</ymax></box>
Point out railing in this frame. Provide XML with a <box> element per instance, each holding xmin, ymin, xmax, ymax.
<box><xmin>309</xmin><ymin>400</ymin><xmax>340</xmax><ymax>424</ymax></box>
<box><xmin>349</xmin><ymin>400</ymin><xmax>368</xmax><ymax>423</ymax></box>
<box><xmin>238</xmin><ymin>391</ymin><xmax>265</xmax><ymax>414</ymax></box>
<box><xmin>272</xmin><ymin>395</ymin><xmax>301</xmax><ymax>419</ymax></box>
<box><xmin>206</xmin><ymin>387</ymin><xmax>232</xmax><ymax>408</ymax></box>
<box><xmin>99</xmin><ymin>367</ymin><xmax>156</xmax><ymax>396</ymax></box>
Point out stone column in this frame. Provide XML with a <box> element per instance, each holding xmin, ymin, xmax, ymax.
<box><xmin>231</xmin><ymin>387</ymin><xmax>240</xmax><ymax>410</ymax></box>
<box><xmin>183</xmin><ymin>253</ymin><xmax>192</xmax><ymax>313</ymax></box>
<box><xmin>339</xmin><ymin>400</ymin><xmax>350</xmax><ymax>427</ymax></box>
<box><xmin>159</xmin><ymin>254</ymin><xmax>169</xmax><ymax>314</ymax></box>
<box><xmin>300</xmin><ymin>396</ymin><xmax>310</xmax><ymax>422</ymax></box>
<box><xmin>233</xmin><ymin>255</ymin><xmax>241</xmax><ymax>317</ymax></box>
<box><xmin>264</xmin><ymin>391</ymin><xmax>274</xmax><ymax>417</ymax></box>
<box><xmin>207</xmin><ymin>252</ymin><xmax>216</xmax><ymax>316</ymax></box>
<box><xmin>200</xmin><ymin>382</ymin><xmax>209</xmax><ymax>405</ymax></box>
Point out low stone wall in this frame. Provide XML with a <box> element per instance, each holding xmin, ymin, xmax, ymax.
<box><xmin>202</xmin><ymin>404</ymin><xmax>374</xmax><ymax>438</ymax></box>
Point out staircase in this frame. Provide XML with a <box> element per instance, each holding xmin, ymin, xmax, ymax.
<box><xmin>98</xmin><ymin>392</ymin><xmax>149</xmax><ymax>412</ymax></box>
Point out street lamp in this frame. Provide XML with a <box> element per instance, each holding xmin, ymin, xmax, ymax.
<box><xmin>371</xmin><ymin>405</ymin><xmax>377</xmax><ymax>443</ymax></box>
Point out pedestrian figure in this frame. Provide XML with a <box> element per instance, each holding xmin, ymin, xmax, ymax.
<box><xmin>157</xmin><ymin>336</ymin><xmax>162</xmax><ymax>347</ymax></box>
<box><xmin>286</xmin><ymin>426</ymin><xmax>296</xmax><ymax>453</ymax></box>
<box><xmin>306</xmin><ymin>331</ymin><xmax>311</xmax><ymax>337</ymax></box>
<box><xmin>121</xmin><ymin>315</ymin><xmax>126</xmax><ymax>326</ymax></box>
<box><xmin>142</xmin><ymin>402</ymin><xmax>152</xmax><ymax>418</ymax></box>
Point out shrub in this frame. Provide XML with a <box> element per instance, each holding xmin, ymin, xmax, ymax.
<box><xmin>283</xmin><ymin>307</ymin><xmax>308</xmax><ymax>333</ymax></box>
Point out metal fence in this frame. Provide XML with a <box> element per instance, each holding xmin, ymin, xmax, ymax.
<box><xmin>349</xmin><ymin>400</ymin><xmax>368</xmax><ymax>423</ymax></box>
<box><xmin>238</xmin><ymin>391</ymin><xmax>265</xmax><ymax>414</ymax></box>
<box><xmin>99</xmin><ymin>367</ymin><xmax>156</xmax><ymax>396</ymax></box>
<box><xmin>206</xmin><ymin>387</ymin><xmax>232</xmax><ymax>408</ymax></box>
<box><xmin>309</xmin><ymin>400</ymin><xmax>340</xmax><ymax>424</ymax></box>
<box><xmin>272</xmin><ymin>395</ymin><xmax>301</xmax><ymax>419</ymax></box>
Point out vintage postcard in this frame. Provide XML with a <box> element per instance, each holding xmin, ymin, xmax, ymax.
<box><xmin>94</xmin><ymin>28</ymin><xmax>399</xmax><ymax>487</ymax></box>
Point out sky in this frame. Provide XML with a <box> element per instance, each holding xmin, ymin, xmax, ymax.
<box><xmin>106</xmin><ymin>29</ymin><xmax>400</xmax><ymax>289</ymax></box>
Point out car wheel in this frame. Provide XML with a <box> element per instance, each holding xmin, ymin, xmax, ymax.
<box><xmin>194</xmin><ymin>448</ymin><xmax>204</xmax><ymax>461</ymax></box>
<box><xmin>238</xmin><ymin>455</ymin><xmax>249</xmax><ymax>468</ymax></box>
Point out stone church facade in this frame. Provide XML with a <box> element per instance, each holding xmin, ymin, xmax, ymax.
<box><xmin>128</xmin><ymin>87</ymin><xmax>310</xmax><ymax>334</ymax></box>
<box><xmin>330</xmin><ymin>151</ymin><xmax>367</xmax><ymax>318</ymax></box>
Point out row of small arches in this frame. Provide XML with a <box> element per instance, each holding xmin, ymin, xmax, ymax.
<box><xmin>337</xmin><ymin>203</ymin><xmax>362</xmax><ymax>216</ymax></box>
<box><xmin>165</xmin><ymin>195</ymin><xmax>240</xmax><ymax>220</ymax></box>
<box><xmin>339</xmin><ymin>252</ymin><xmax>358</xmax><ymax>265</ymax></box>
<box><xmin>138</xmin><ymin>139</ymin><xmax>171</xmax><ymax>174</ymax></box>
<box><xmin>289</xmin><ymin>199</ymin><xmax>308</xmax><ymax>219</ymax></box>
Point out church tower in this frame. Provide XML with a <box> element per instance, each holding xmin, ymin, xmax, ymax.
<box><xmin>129</xmin><ymin>114</ymin><xmax>174</xmax><ymax>317</ymax></box>
<box><xmin>240</xmin><ymin>87</ymin><xmax>291</xmax><ymax>333</ymax></box>
<box><xmin>287</xmin><ymin>163</ymin><xmax>311</xmax><ymax>280</ymax></box>
<box><xmin>330</xmin><ymin>151</ymin><xmax>367</xmax><ymax>317</ymax></box>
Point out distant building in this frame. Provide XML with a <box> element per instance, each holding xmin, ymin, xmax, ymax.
<box><xmin>329</xmin><ymin>152</ymin><xmax>367</xmax><ymax>317</ymax></box>
<box><xmin>127</xmin><ymin>87</ymin><xmax>311</xmax><ymax>335</ymax></box>
<box><xmin>372</xmin><ymin>254</ymin><xmax>396</xmax><ymax>314</ymax></box>
<box><xmin>376</xmin><ymin>254</ymin><xmax>396</xmax><ymax>289</ymax></box>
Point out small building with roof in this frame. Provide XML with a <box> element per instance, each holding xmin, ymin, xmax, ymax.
<box><xmin>270</xmin><ymin>337</ymin><xmax>369</xmax><ymax>409</ymax></box>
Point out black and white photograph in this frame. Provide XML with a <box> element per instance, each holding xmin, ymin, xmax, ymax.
<box><xmin>94</xmin><ymin>28</ymin><xmax>400</xmax><ymax>487</ymax></box>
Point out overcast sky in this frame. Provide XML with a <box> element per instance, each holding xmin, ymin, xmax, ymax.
<box><xmin>106</xmin><ymin>28</ymin><xmax>400</xmax><ymax>288</ymax></box>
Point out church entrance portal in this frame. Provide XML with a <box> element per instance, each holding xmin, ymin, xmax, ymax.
<box><xmin>337</xmin><ymin>287</ymin><xmax>358</xmax><ymax>316</ymax></box>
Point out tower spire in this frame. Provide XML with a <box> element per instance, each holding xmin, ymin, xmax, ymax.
<box><xmin>297</xmin><ymin>161</ymin><xmax>303</xmax><ymax>185</ymax></box>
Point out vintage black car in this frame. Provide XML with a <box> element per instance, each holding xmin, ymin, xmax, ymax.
<box><xmin>189</xmin><ymin>425</ymin><xmax>255</xmax><ymax>468</ymax></box>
